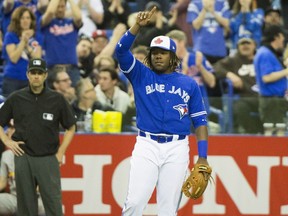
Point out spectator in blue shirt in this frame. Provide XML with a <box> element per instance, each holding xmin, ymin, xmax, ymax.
<box><xmin>254</xmin><ymin>25</ymin><xmax>288</xmax><ymax>125</ymax></box>
<box><xmin>186</xmin><ymin>0</ymin><xmax>231</xmax><ymax>64</ymax></box>
<box><xmin>2</xmin><ymin>6</ymin><xmax>42</xmax><ymax>97</ymax></box>
<box><xmin>230</xmin><ymin>0</ymin><xmax>264</xmax><ymax>50</ymax></box>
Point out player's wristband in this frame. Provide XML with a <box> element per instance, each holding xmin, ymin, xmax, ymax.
<box><xmin>197</xmin><ymin>140</ymin><xmax>208</xmax><ymax>159</ymax></box>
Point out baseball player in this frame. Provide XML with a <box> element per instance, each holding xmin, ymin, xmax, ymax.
<box><xmin>115</xmin><ymin>7</ymin><xmax>210</xmax><ymax>216</ymax></box>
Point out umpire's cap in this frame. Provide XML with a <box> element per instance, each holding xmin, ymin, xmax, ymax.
<box><xmin>28</xmin><ymin>58</ymin><xmax>47</xmax><ymax>73</ymax></box>
<box><xmin>150</xmin><ymin>36</ymin><xmax>177</xmax><ymax>53</ymax></box>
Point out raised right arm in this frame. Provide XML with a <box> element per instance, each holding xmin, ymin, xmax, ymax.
<box><xmin>41</xmin><ymin>0</ymin><xmax>60</xmax><ymax>27</ymax></box>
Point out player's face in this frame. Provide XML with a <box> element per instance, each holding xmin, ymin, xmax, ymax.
<box><xmin>151</xmin><ymin>48</ymin><xmax>171</xmax><ymax>73</ymax></box>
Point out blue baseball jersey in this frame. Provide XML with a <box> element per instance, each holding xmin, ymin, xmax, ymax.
<box><xmin>115</xmin><ymin>31</ymin><xmax>207</xmax><ymax>135</ymax></box>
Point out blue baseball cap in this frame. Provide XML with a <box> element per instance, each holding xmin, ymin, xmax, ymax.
<box><xmin>150</xmin><ymin>36</ymin><xmax>177</xmax><ymax>53</ymax></box>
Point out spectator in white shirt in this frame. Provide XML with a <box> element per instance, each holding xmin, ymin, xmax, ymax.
<box><xmin>94</xmin><ymin>66</ymin><xmax>130</xmax><ymax>114</ymax></box>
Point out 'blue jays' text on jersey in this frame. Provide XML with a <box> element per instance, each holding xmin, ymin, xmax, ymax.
<box><xmin>115</xmin><ymin>31</ymin><xmax>208</xmax><ymax>135</ymax></box>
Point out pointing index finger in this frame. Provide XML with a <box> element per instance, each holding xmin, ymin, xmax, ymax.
<box><xmin>147</xmin><ymin>6</ymin><xmax>157</xmax><ymax>18</ymax></box>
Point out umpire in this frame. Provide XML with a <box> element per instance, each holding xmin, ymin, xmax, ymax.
<box><xmin>0</xmin><ymin>58</ymin><xmax>76</xmax><ymax>215</ymax></box>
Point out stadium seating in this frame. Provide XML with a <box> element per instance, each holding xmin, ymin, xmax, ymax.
<box><xmin>220</xmin><ymin>78</ymin><xmax>260</xmax><ymax>133</ymax></box>
<box><xmin>200</xmin><ymin>85</ymin><xmax>225</xmax><ymax>133</ymax></box>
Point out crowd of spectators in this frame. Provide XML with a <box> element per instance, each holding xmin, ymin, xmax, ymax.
<box><xmin>0</xmin><ymin>0</ymin><xmax>288</xmax><ymax>136</ymax></box>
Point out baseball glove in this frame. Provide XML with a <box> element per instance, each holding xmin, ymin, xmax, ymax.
<box><xmin>182</xmin><ymin>164</ymin><xmax>212</xmax><ymax>199</ymax></box>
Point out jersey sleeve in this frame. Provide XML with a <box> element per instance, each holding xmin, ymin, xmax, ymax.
<box><xmin>115</xmin><ymin>30</ymin><xmax>137</xmax><ymax>73</ymax></box>
<box><xmin>189</xmin><ymin>81</ymin><xmax>208</xmax><ymax>129</ymax></box>
<box><xmin>257</xmin><ymin>52</ymin><xmax>278</xmax><ymax>76</ymax></box>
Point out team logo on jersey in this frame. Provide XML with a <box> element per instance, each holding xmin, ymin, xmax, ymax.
<box><xmin>173</xmin><ymin>104</ymin><xmax>188</xmax><ymax>119</ymax></box>
<box><xmin>43</xmin><ymin>113</ymin><xmax>54</xmax><ymax>121</ymax></box>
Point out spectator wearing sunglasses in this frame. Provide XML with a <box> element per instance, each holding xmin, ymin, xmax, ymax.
<box><xmin>47</xmin><ymin>65</ymin><xmax>77</xmax><ymax>104</ymax></box>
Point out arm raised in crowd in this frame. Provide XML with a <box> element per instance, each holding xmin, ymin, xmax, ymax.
<box><xmin>67</xmin><ymin>0</ymin><xmax>82</xmax><ymax>27</ymax></box>
<box><xmin>2</xmin><ymin>0</ymin><xmax>14</xmax><ymax>14</ymax></box>
<box><xmin>41</xmin><ymin>0</ymin><xmax>61</xmax><ymax>27</ymax></box>
<box><xmin>192</xmin><ymin>0</ymin><xmax>209</xmax><ymax>30</ymax></box>
<box><xmin>84</xmin><ymin>0</ymin><xmax>104</xmax><ymax>24</ymax></box>
<box><xmin>94</xmin><ymin>23</ymin><xmax>127</xmax><ymax>66</ymax></box>
<box><xmin>192</xmin><ymin>0</ymin><xmax>229</xmax><ymax>31</ymax></box>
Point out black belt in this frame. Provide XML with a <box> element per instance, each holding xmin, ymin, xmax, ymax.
<box><xmin>139</xmin><ymin>130</ymin><xmax>186</xmax><ymax>143</ymax></box>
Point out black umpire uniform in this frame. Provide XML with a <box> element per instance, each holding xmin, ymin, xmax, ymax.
<box><xmin>0</xmin><ymin>58</ymin><xmax>76</xmax><ymax>216</ymax></box>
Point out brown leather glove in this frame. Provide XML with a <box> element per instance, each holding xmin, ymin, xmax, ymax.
<box><xmin>182</xmin><ymin>164</ymin><xmax>212</xmax><ymax>199</ymax></box>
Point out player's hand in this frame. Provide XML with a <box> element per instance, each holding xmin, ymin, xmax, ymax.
<box><xmin>136</xmin><ymin>6</ymin><xmax>157</xmax><ymax>27</ymax></box>
<box><xmin>5</xmin><ymin>140</ymin><xmax>25</xmax><ymax>156</ymax></box>
<box><xmin>196</xmin><ymin>157</ymin><xmax>210</xmax><ymax>179</ymax></box>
